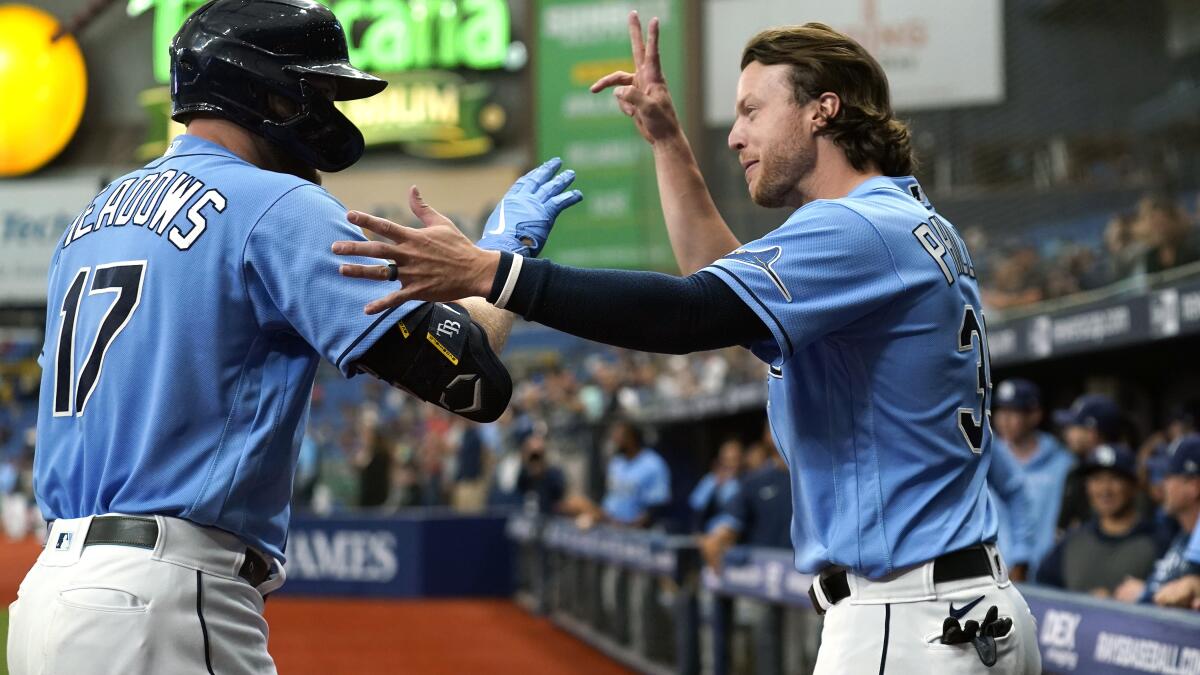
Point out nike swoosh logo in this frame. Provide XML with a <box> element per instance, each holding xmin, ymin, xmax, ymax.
<box><xmin>949</xmin><ymin>595</ymin><xmax>985</xmax><ymax>621</ymax></box>
<box><xmin>487</xmin><ymin>202</ymin><xmax>506</xmax><ymax>235</ymax></box>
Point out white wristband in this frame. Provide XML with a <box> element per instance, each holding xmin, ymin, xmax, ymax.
<box><xmin>493</xmin><ymin>253</ymin><xmax>524</xmax><ymax>310</ymax></box>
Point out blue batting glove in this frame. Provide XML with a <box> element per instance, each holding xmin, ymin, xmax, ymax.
<box><xmin>477</xmin><ymin>157</ymin><xmax>583</xmax><ymax>257</ymax></box>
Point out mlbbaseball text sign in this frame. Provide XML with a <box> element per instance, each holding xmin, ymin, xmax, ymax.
<box><xmin>534</xmin><ymin>0</ymin><xmax>688</xmax><ymax>271</ymax></box>
<box><xmin>703</xmin><ymin>0</ymin><xmax>1005</xmax><ymax>124</ymax></box>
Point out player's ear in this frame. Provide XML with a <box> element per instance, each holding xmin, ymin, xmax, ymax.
<box><xmin>812</xmin><ymin>92</ymin><xmax>840</xmax><ymax>131</ymax></box>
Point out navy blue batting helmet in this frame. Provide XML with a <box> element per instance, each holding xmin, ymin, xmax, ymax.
<box><xmin>169</xmin><ymin>0</ymin><xmax>386</xmax><ymax>171</ymax></box>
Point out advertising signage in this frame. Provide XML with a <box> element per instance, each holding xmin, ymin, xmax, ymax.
<box><xmin>534</xmin><ymin>0</ymin><xmax>688</xmax><ymax>271</ymax></box>
<box><xmin>128</xmin><ymin>0</ymin><xmax>524</xmax><ymax>159</ymax></box>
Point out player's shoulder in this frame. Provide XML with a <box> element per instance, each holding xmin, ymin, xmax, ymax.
<box><xmin>639</xmin><ymin>448</ymin><xmax>669</xmax><ymax>471</ymax></box>
<box><xmin>826</xmin><ymin>175</ymin><xmax>931</xmax><ymax>229</ymax></box>
<box><xmin>149</xmin><ymin>135</ymin><xmax>341</xmax><ymax>215</ymax></box>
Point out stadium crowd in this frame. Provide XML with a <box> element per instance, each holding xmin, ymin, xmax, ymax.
<box><xmin>977</xmin><ymin>192</ymin><xmax>1200</xmax><ymax>310</ymax></box>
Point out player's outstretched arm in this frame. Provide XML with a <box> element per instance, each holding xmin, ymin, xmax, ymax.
<box><xmin>591</xmin><ymin>11</ymin><xmax>739</xmax><ymax>275</ymax></box>
<box><xmin>332</xmin><ymin>199</ymin><xmax>771</xmax><ymax>355</ymax></box>
<box><xmin>344</xmin><ymin>167</ymin><xmax>579</xmax><ymax>423</ymax></box>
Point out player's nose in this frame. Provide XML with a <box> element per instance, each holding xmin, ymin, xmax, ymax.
<box><xmin>728</xmin><ymin>120</ymin><xmax>747</xmax><ymax>152</ymax></box>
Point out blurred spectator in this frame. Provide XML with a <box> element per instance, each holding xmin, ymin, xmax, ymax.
<box><xmin>587</xmin><ymin>420</ymin><xmax>671</xmax><ymax>529</ymax></box>
<box><xmin>1037</xmin><ymin>444</ymin><xmax>1164</xmax><ymax>596</ymax></box>
<box><xmin>1054</xmin><ymin>394</ymin><xmax>1126</xmax><ymax>531</ymax></box>
<box><xmin>982</xmin><ymin>245</ymin><xmax>1045</xmax><ymax>309</ymax></box>
<box><xmin>699</xmin><ymin>428</ymin><xmax>792</xmax><ymax>571</ymax></box>
<box><xmin>688</xmin><ymin>438</ymin><xmax>743</xmax><ymax>533</ymax></box>
<box><xmin>742</xmin><ymin>439</ymin><xmax>771</xmax><ymax>473</ymax></box>
<box><xmin>1153</xmin><ymin>524</ymin><xmax>1200</xmax><ymax>610</ymax></box>
<box><xmin>1103</xmin><ymin>211</ymin><xmax>1144</xmax><ymax>284</ymax></box>
<box><xmin>699</xmin><ymin>431</ymin><xmax>792</xmax><ymax>675</ymax></box>
<box><xmin>356</xmin><ymin>433</ymin><xmax>392</xmax><ymax>508</ymax></box>
<box><xmin>451</xmin><ymin>422</ymin><xmax>491</xmax><ymax>512</ymax></box>
<box><xmin>1115</xmin><ymin>436</ymin><xmax>1200</xmax><ymax>604</ymax></box>
<box><xmin>292</xmin><ymin>433</ymin><xmax>321</xmax><ymax>509</ymax></box>
<box><xmin>515</xmin><ymin>429</ymin><xmax>567</xmax><ymax>515</ymax></box>
<box><xmin>1140</xmin><ymin>404</ymin><xmax>1196</xmax><ymax>506</ymax></box>
<box><xmin>1133</xmin><ymin>195</ymin><xmax>1200</xmax><ymax>275</ymax></box>
<box><xmin>488</xmin><ymin>415</ymin><xmax>537</xmax><ymax>509</ymax></box>
<box><xmin>991</xmin><ymin>379</ymin><xmax>1073</xmax><ymax>579</ymax></box>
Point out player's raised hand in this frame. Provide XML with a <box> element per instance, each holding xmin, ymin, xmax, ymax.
<box><xmin>590</xmin><ymin>11</ymin><xmax>682</xmax><ymax>145</ymax></box>
<box><xmin>334</xmin><ymin>187</ymin><xmax>500</xmax><ymax>313</ymax></box>
<box><xmin>477</xmin><ymin>157</ymin><xmax>583</xmax><ymax>257</ymax></box>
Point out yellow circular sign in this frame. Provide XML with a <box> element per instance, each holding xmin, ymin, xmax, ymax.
<box><xmin>0</xmin><ymin>4</ymin><xmax>87</xmax><ymax>177</ymax></box>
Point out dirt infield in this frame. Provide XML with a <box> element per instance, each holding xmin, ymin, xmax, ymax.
<box><xmin>267</xmin><ymin>598</ymin><xmax>632</xmax><ymax>675</ymax></box>
<box><xmin>0</xmin><ymin>538</ymin><xmax>628</xmax><ymax>674</ymax></box>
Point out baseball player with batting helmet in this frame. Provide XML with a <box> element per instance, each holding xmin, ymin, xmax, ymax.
<box><xmin>8</xmin><ymin>0</ymin><xmax>580</xmax><ymax>672</ymax></box>
<box><xmin>331</xmin><ymin>15</ymin><xmax>1041</xmax><ymax>674</ymax></box>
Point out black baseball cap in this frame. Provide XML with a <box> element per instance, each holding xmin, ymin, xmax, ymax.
<box><xmin>1053</xmin><ymin>394</ymin><xmax>1123</xmax><ymax>440</ymax></box>
<box><xmin>994</xmin><ymin>379</ymin><xmax>1040</xmax><ymax>411</ymax></box>
<box><xmin>1081</xmin><ymin>443</ymin><xmax>1138</xmax><ymax>481</ymax></box>
<box><xmin>1167</xmin><ymin>435</ymin><xmax>1200</xmax><ymax>477</ymax></box>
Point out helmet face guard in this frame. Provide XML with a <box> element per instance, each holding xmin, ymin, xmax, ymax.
<box><xmin>169</xmin><ymin>0</ymin><xmax>386</xmax><ymax>172</ymax></box>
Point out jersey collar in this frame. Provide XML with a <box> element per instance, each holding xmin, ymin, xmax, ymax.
<box><xmin>162</xmin><ymin>134</ymin><xmax>243</xmax><ymax>161</ymax></box>
<box><xmin>848</xmin><ymin>175</ymin><xmax>932</xmax><ymax>208</ymax></box>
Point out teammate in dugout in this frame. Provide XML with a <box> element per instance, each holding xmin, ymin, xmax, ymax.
<box><xmin>9</xmin><ymin>1</ymin><xmax>581</xmax><ymax>673</ymax></box>
<box><xmin>334</xmin><ymin>15</ymin><xmax>1042</xmax><ymax>674</ymax></box>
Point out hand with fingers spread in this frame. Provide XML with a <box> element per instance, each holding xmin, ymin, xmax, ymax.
<box><xmin>334</xmin><ymin>187</ymin><xmax>503</xmax><ymax>314</ymax></box>
<box><xmin>478</xmin><ymin>157</ymin><xmax>582</xmax><ymax>257</ymax></box>
<box><xmin>590</xmin><ymin>11</ymin><xmax>682</xmax><ymax>145</ymax></box>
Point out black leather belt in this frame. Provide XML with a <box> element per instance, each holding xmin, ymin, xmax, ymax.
<box><xmin>808</xmin><ymin>545</ymin><xmax>995</xmax><ymax>615</ymax></box>
<box><xmin>82</xmin><ymin>516</ymin><xmax>271</xmax><ymax>587</ymax></box>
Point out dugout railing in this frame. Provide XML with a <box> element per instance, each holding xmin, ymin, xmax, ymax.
<box><xmin>508</xmin><ymin>513</ymin><xmax>1200</xmax><ymax>675</ymax></box>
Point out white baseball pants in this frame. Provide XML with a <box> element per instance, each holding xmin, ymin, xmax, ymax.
<box><xmin>8</xmin><ymin>514</ymin><xmax>278</xmax><ymax>674</ymax></box>
<box><xmin>811</xmin><ymin>546</ymin><xmax>1042</xmax><ymax>674</ymax></box>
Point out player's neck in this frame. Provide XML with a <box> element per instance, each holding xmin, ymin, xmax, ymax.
<box><xmin>186</xmin><ymin>119</ymin><xmax>267</xmax><ymax>167</ymax></box>
<box><xmin>184</xmin><ymin>119</ymin><xmax>321</xmax><ymax>185</ymax></box>
<box><xmin>793</xmin><ymin>147</ymin><xmax>882</xmax><ymax>207</ymax></box>
<box><xmin>1009</xmin><ymin>433</ymin><xmax>1040</xmax><ymax>461</ymax></box>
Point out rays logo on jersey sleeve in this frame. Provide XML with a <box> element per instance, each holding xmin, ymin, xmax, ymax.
<box><xmin>722</xmin><ymin>246</ymin><xmax>791</xmax><ymax>302</ymax></box>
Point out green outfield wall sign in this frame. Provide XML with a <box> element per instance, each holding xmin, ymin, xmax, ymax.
<box><xmin>534</xmin><ymin>0</ymin><xmax>686</xmax><ymax>270</ymax></box>
<box><xmin>129</xmin><ymin>0</ymin><xmax>520</xmax><ymax>159</ymax></box>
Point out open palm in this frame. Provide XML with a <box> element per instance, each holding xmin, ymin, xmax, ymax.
<box><xmin>590</xmin><ymin>11</ymin><xmax>682</xmax><ymax>145</ymax></box>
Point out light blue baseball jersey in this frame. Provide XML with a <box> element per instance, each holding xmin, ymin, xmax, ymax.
<box><xmin>704</xmin><ymin>176</ymin><xmax>999</xmax><ymax>579</ymax></box>
<box><xmin>1187</xmin><ymin>522</ymin><xmax>1200</xmax><ymax>566</ymax></box>
<box><xmin>988</xmin><ymin>442</ymin><xmax>1036</xmax><ymax>567</ymax></box>
<box><xmin>602</xmin><ymin>448</ymin><xmax>671</xmax><ymax>524</ymax></box>
<box><xmin>35</xmin><ymin>134</ymin><xmax>419</xmax><ymax>561</ymax></box>
<box><xmin>993</xmin><ymin>431</ymin><xmax>1073</xmax><ymax>577</ymax></box>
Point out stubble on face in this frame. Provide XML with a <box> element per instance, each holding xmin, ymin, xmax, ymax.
<box><xmin>748</xmin><ymin>114</ymin><xmax>815</xmax><ymax>209</ymax></box>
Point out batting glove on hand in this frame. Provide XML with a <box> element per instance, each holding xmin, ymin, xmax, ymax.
<box><xmin>477</xmin><ymin>157</ymin><xmax>583</xmax><ymax>257</ymax></box>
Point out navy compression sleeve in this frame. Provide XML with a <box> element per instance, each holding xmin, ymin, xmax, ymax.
<box><xmin>486</xmin><ymin>253</ymin><xmax>771</xmax><ymax>353</ymax></box>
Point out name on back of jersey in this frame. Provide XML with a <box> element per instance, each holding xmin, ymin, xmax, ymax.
<box><xmin>912</xmin><ymin>215</ymin><xmax>976</xmax><ymax>285</ymax></box>
<box><xmin>62</xmin><ymin>170</ymin><xmax>227</xmax><ymax>252</ymax></box>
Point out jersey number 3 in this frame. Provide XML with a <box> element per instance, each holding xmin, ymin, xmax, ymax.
<box><xmin>53</xmin><ymin>261</ymin><xmax>147</xmax><ymax>417</ymax></box>
<box><xmin>957</xmin><ymin>305</ymin><xmax>992</xmax><ymax>454</ymax></box>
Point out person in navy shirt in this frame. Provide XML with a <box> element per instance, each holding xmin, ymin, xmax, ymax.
<box><xmin>700</xmin><ymin>436</ymin><xmax>792</xmax><ymax>569</ymax></box>
<box><xmin>1114</xmin><ymin>436</ymin><xmax>1200</xmax><ymax>603</ymax></box>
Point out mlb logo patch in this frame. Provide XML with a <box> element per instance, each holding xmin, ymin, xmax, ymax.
<box><xmin>55</xmin><ymin>532</ymin><xmax>73</xmax><ymax>551</ymax></box>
